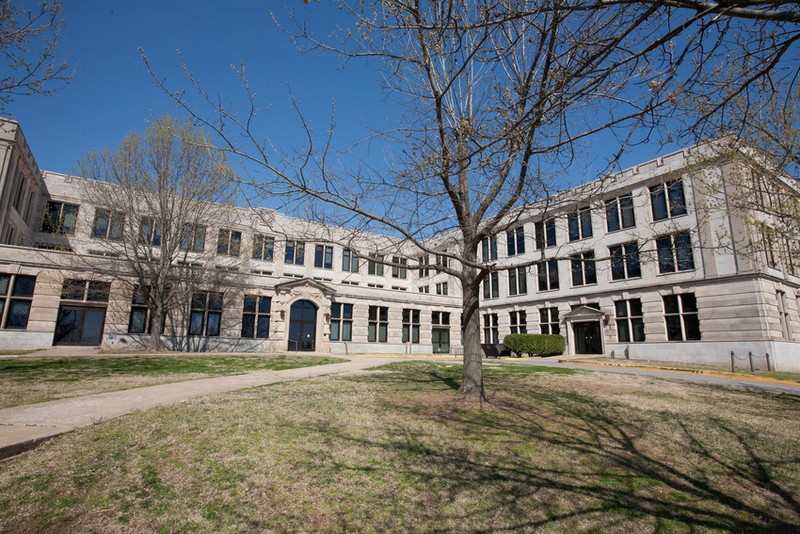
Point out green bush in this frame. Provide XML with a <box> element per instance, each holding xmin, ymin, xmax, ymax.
<box><xmin>503</xmin><ymin>334</ymin><xmax>566</xmax><ymax>357</ymax></box>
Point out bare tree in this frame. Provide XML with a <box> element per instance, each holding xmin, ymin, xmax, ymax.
<box><xmin>0</xmin><ymin>0</ymin><xmax>71</xmax><ymax>113</ymax></box>
<box><xmin>79</xmin><ymin>117</ymin><xmax>237</xmax><ymax>351</ymax></box>
<box><xmin>143</xmin><ymin>1</ymin><xmax>798</xmax><ymax>400</ymax></box>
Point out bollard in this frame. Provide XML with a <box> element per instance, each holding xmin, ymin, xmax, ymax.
<box><xmin>748</xmin><ymin>351</ymin><xmax>755</xmax><ymax>372</ymax></box>
<box><xmin>730</xmin><ymin>351</ymin><xmax>736</xmax><ymax>373</ymax></box>
<box><xmin>766</xmin><ymin>352</ymin><xmax>773</xmax><ymax>372</ymax></box>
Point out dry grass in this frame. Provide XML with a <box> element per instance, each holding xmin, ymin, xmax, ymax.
<box><xmin>0</xmin><ymin>361</ymin><xmax>798</xmax><ymax>533</ymax></box>
<box><xmin>0</xmin><ymin>354</ymin><xmax>345</xmax><ymax>408</ymax></box>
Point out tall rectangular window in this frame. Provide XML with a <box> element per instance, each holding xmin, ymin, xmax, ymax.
<box><xmin>342</xmin><ymin>249</ymin><xmax>359</xmax><ymax>272</ymax></box>
<box><xmin>41</xmin><ymin>201</ymin><xmax>79</xmax><ymax>234</ymax></box>
<box><xmin>128</xmin><ymin>286</ymin><xmax>151</xmax><ymax>334</ymax></box>
<box><xmin>368</xmin><ymin>254</ymin><xmax>384</xmax><ymax>276</ymax></box>
<box><xmin>483</xmin><ymin>271</ymin><xmax>499</xmax><ymax>299</ymax></box>
<box><xmin>435</xmin><ymin>254</ymin><xmax>449</xmax><ymax>271</ymax></box>
<box><xmin>189</xmin><ymin>292</ymin><xmax>223</xmax><ymax>336</ymax></box>
<box><xmin>252</xmin><ymin>234</ymin><xmax>275</xmax><ymax>261</ymax></box>
<box><xmin>509</xmin><ymin>310</ymin><xmax>527</xmax><ymax>334</ymax></box>
<box><xmin>241</xmin><ymin>295</ymin><xmax>271</xmax><ymax>338</ymax></box>
<box><xmin>539</xmin><ymin>307</ymin><xmax>560</xmax><ymax>335</ymax></box>
<box><xmin>570</xmin><ymin>251</ymin><xmax>597</xmax><ymax>286</ymax></box>
<box><xmin>481</xmin><ymin>236</ymin><xmax>498</xmax><ymax>261</ymax></box>
<box><xmin>418</xmin><ymin>255</ymin><xmax>430</xmax><ymax>277</ymax></box>
<box><xmin>568</xmin><ymin>206</ymin><xmax>592</xmax><ymax>242</ymax></box>
<box><xmin>92</xmin><ymin>209</ymin><xmax>125</xmax><ymax>240</ymax></box>
<box><xmin>180</xmin><ymin>224</ymin><xmax>206</xmax><ymax>252</ymax></box>
<box><xmin>535</xmin><ymin>218</ymin><xmax>557</xmax><ymax>249</ymax></box>
<box><xmin>436</xmin><ymin>282</ymin><xmax>448</xmax><ymax>295</ymax></box>
<box><xmin>777</xmin><ymin>291</ymin><xmax>791</xmax><ymax>340</ymax></box>
<box><xmin>217</xmin><ymin>229</ymin><xmax>242</xmax><ymax>256</ymax></box>
<box><xmin>506</xmin><ymin>226</ymin><xmax>525</xmax><ymax>256</ymax></box>
<box><xmin>508</xmin><ymin>266</ymin><xmax>527</xmax><ymax>296</ymax></box>
<box><xmin>483</xmin><ymin>313</ymin><xmax>499</xmax><ymax>344</ymax></box>
<box><xmin>663</xmin><ymin>293</ymin><xmax>700</xmax><ymax>341</ymax></box>
<box><xmin>615</xmin><ymin>299</ymin><xmax>645</xmax><ymax>342</ymax></box>
<box><xmin>0</xmin><ymin>274</ymin><xmax>36</xmax><ymax>329</ymax></box>
<box><xmin>139</xmin><ymin>217</ymin><xmax>162</xmax><ymax>246</ymax></box>
<box><xmin>537</xmin><ymin>259</ymin><xmax>559</xmax><ymax>292</ymax></box>
<box><xmin>402</xmin><ymin>308</ymin><xmax>420</xmax><ymax>343</ymax></box>
<box><xmin>314</xmin><ymin>245</ymin><xmax>334</xmax><ymax>269</ymax></box>
<box><xmin>330</xmin><ymin>303</ymin><xmax>353</xmax><ymax>341</ymax></box>
<box><xmin>656</xmin><ymin>232</ymin><xmax>694</xmax><ymax>273</ymax></box>
<box><xmin>609</xmin><ymin>242</ymin><xmax>641</xmax><ymax>280</ymax></box>
<box><xmin>650</xmin><ymin>179</ymin><xmax>687</xmax><ymax>221</ymax></box>
<box><xmin>285</xmin><ymin>240</ymin><xmax>305</xmax><ymax>265</ymax></box>
<box><xmin>392</xmin><ymin>256</ymin><xmax>408</xmax><ymax>279</ymax></box>
<box><xmin>605</xmin><ymin>194</ymin><xmax>636</xmax><ymax>232</ymax></box>
<box><xmin>368</xmin><ymin>305</ymin><xmax>388</xmax><ymax>342</ymax></box>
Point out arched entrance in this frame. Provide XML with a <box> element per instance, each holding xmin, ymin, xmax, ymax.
<box><xmin>288</xmin><ymin>300</ymin><xmax>317</xmax><ymax>351</ymax></box>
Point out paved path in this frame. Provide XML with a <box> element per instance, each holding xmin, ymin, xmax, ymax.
<box><xmin>3</xmin><ymin>354</ymin><xmax>799</xmax><ymax>461</ymax></box>
<box><xmin>0</xmin><ymin>357</ymin><xmax>392</xmax><ymax>460</ymax></box>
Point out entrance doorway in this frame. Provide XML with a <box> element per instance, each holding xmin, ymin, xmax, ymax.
<box><xmin>574</xmin><ymin>321</ymin><xmax>603</xmax><ymax>354</ymax></box>
<box><xmin>432</xmin><ymin>328</ymin><xmax>450</xmax><ymax>353</ymax></box>
<box><xmin>288</xmin><ymin>300</ymin><xmax>317</xmax><ymax>351</ymax></box>
<box><xmin>54</xmin><ymin>305</ymin><xmax>106</xmax><ymax>346</ymax></box>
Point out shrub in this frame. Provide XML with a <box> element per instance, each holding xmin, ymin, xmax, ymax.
<box><xmin>503</xmin><ymin>334</ymin><xmax>566</xmax><ymax>357</ymax></box>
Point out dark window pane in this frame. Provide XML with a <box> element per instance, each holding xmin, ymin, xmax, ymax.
<box><xmin>629</xmin><ymin>299</ymin><xmax>643</xmax><ymax>317</ymax></box>
<box><xmin>208</xmin><ymin>293</ymin><xmax>223</xmax><ymax>310</ymax></box>
<box><xmin>585</xmin><ymin>256</ymin><xmax>597</xmax><ymax>285</ymax></box>
<box><xmin>6</xmin><ymin>300</ymin><xmax>31</xmax><ymax>328</ymax></box>
<box><xmin>651</xmin><ymin>185</ymin><xmax>668</xmax><ymax>221</ymax></box>
<box><xmin>580</xmin><ymin>208</ymin><xmax>592</xmax><ymax>238</ymax></box>
<box><xmin>342</xmin><ymin>321</ymin><xmax>352</xmax><ymax>341</ymax></box>
<box><xmin>243</xmin><ymin>295</ymin><xmax>256</xmax><ymax>313</ymax></box>
<box><xmin>61</xmin><ymin>279</ymin><xmax>85</xmax><ymax>300</ymax></box>
<box><xmin>666</xmin><ymin>316</ymin><xmax>683</xmax><ymax>341</ymax></box>
<box><xmin>625</xmin><ymin>244</ymin><xmax>641</xmax><ymax>278</ymax></box>
<box><xmin>256</xmin><ymin>316</ymin><xmax>270</xmax><ymax>338</ymax></box>
<box><xmin>129</xmin><ymin>308</ymin><xmax>148</xmax><ymax>334</ymax></box>
<box><xmin>191</xmin><ymin>292</ymin><xmax>206</xmax><ymax>309</ymax></box>
<box><xmin>87</xmin><ymin>281</ymin><xmax>111</xmax><ymax>302</ymax></box>
<box><xmin>568</xmin><ymin>213</ymin><xmax>579</xmax><ymax>241</ymax></box>
<box><xmin>0</xmin><ymin>274</ymin><xmax>9</xmax><ymax>295</ymax></box>
<box><xmin>632</xmin><ymin>318</ymin><xmax>646</xmax><ymax>341</ymax></box>
<box><xmin>241</xmin><ymin>314</ymin><xmax>255</xmax><ymax>338</ymax></box>
<box><xmin>684</xmin><ymin>315</ymin><xmax>701</xmax><ymax>340</ymax></box>
<box><xmin>668</xmin><ymin>180</ymin><xmax>687</xmax><ymax>216</ymax></box>
<box><xmin>610</xmin><ymin>246</ymin><xmax>625</xmax><ymax>280</ymax></box>
<box><xmin>620</xmin><ymin>195</ymin><xmax>635</xmax><ymax>228</ymax></box>
<box><xmin>343</xmin><ymin>304</ymin><xmax>352</xmax><ymax>320</ymax></box>
<box><xmin>681</xmin><ymin>293</ymin><xmax>698</xmax><ymax>313</ymax></box>
<box><xmin>61</xmin><ymin>204</ymin><xmax>79</xmax><ymax>233</ymax></box>
<box><xmin>189</xmin><ymin>311</ymin><xmax>204</xmax><ymax>335</ymax></box>
<box><xmin>663</xmin><ymin>295</ymin><xmax>679</xmax><ymax>314</ymax></box>
<box><xmin>675</xmin><ymin>233</ymin><xmax>694</xmax><ymax>270</ymax></box>
<box><xmin>330</xmin><ymin>321</ymin><xmax>340</xmax><ymax>341</ymax></box>
<box><xmin>93</xmin><ymin>209</ymin><xmax>109</xmax><ymax>238</ymax></box>
<box><xmin>606</xmin><ymin>199</ymin><xmax>620</xmax><ymax>232</ymax></box>
<box><xmin>571</xmin><ymin>258</ymin><xmax>582</xmax><ymax>286</ymax></box>
<box><xmin>549</xmin><ymin>260</ymin><xmax>559</xmax><ymax>290</ymax></box>
<box><xmin>656</xmin><ymin>236</ymin><xmax>675</xmax><ymax>273</ymax></box>
<box><xmin>13</xmin><ymin>275</ymin><xmax>36</xmax><ymax>298</ymax></box>
<box><xmin>617</xmin><ymin>320</ymin><xmax>631</xmax><ymax>342</ymax></box>
<box><xmin>258</xmin><ymin>296</ymin><xmax>271</xmax><ymax>314</ymax></box>
<box><xmin>206</xmin><ymin>312</ymin><xmax>221</xmax><ymax>336</ymax></box>
<box><xmin>615</xmin><ymin>301</ymin><xmax>628</xmax><ymax>317</ymax></box>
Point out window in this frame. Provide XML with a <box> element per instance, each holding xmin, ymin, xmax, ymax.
<box><xmin>539</xmin><ymin>307</ymin><xmax>560</xmax><ymax>335</ymax></box>
<box><xmin>663</xmin><ymin>293</ymin><xmax>700</xmax><ymax>341</ymax></box>
<box><xmin>570</xmin><ymin>251</ymin><xmax>597</xmax><ymax>286</ymax></box>
<box><xmin>777</xmin><ymin>291</ymin><xmax>791</xmax><ymax>340</ymax></box>
<box><xmin>568</xmin><ymin>206</ymin><xmax>592</xmax><ymax>241</ymax></box>
<box><xmin>252</xmin><ymin>234</ymin><xmax>275</xmax><ymax>261</ymax></box>
<box><xmin>0</xmin><ymin>274</ymin><xmax>36</xmax><ymax>329</ymax></box>
<box><xmin>609</xmin><ymin>242</ymin><xmax>641</xmax><ymax>280</ymax></box>
<box><xmin>418</xmin><ymin>255</ymin><xmax>430</xmax><ymax>277</ymax></box>
<box><xmin>128</xmin><ymin>286</ymin><xmax>151</xmax><ymax>334</ymax></box>
<box><xmin>535</xmin><ymin>218</ymin><xmax>557</xmax><ymax>249</ymax></box>
<box><xmin>606</xmin><ymin>194</ymin><xmax>636</xmax><ymax>232</ymax></box>
<box><xmin>656</xmin><ymin>232</ymin><xmax>695</xmax><ymax>273</ymax></box>
<box><xmin>432</xmin><ymin>311</ymin><xmax>450</xmax><ymax>326</ymax></box>
<box><xmin>314</xmin><ymin>245</ymin><xmax>334</xmax><ymax>269</ymax></box>
<box><xmin>330</xmin><ymin>303</ymin><xmax>353</xmax><ymax>341</ymax></box>
<box><xmin>342</xmin><ymin>249</ymin><xmax>359</xmax><ymax>272</ymax></box>
<box><xmin>483</xmin><ymin>313</ymin><xmax>499</xmax><ymax>344</ymax></box>
<box><xmin>402</xmin><ymin>308</ymin><xmax>420</xmax><ymax>343</ymax></box>
<box><xmin>61</xmin><ymin>279</ymin><xmax>111</xmax><ymax>302</ymax></box>
<box><xmin>435</xmin><ymin>254</ymin><xmax>449</xmax><ymax>271</ymax></box>
<box><xmin>217</xmin><ymin>229</ymin><xmax>242</xmax><ymax>256</ymax></box>
<box><xmin>481</xmin><ymin>236</ymin><xmax>498</xmax><ymax>261</ymax></box>
<box><xmin>483</xmin><ymin>271</ymin><xmax>499</xmax><ymax>299</ymax></box>
<box><xmin>508</xmin><ymin>266</ymin><xmax>527</xmax><ymax>296</ymax></box>
<box><xmin>419</xmin><ymin>285</ymin><xmax>430</xmax><ymax>293</ymax></box>
<box><xmin>368</xmin><ymin>254</ymin><xmax>384</xmax><ymax>276</ymax></box>
<box><xmin>436</xmin><ymin>282</ymin><xmax>448</xmax><ymax>295</ymax></box>
<box><xmin>285</xmin><ymin>240</ymin><xmax>305</xmax><ymax>265</ymax></box>
<box><xmin>180</xmin><ymin>224</ymin><xmax>206</xmax><ymax>252</ymax></box>
<box><xmin>368</xmin><ymin>305</ymin><xmax>388</xmax><ymax>342</ymax></box>
<box><xmin>506</xmin><ymin>226</ymin><xmax>525</xmax><ymax>256</ymax></box>
<box><xmin>241</xmin><ymin>295</ymin><xmax>271</xmax><ymax>338</ymax></box>
<box><xmin>189</xmin><ymin>292</ymin><xmax>223</xmax><ymax>336</ymax></box>
<box><xmin>509</xmin><ymin>310</ymin><xmax>527</xmax><ymax>334</ymax></box>
<box><xmin>41</xmin><ymin>201</ymin><xmax>79</xmax><ymax>234</ymax></box>
<box><xmin>537</xmin><ymin>259</ymin><xmax>560</xmax><ymax>292</ymax></box>
<box><xmin>392</xmin><ymin>256</ymin><xmax>407</xmax><ymax>279</ymax></box>
<box><xmin>650</xmin><ymin>180</ymin><xmax>687</xmax><ymax>221</ymax></box>
<box><xmin>92</xmin><ymin>209</ymin><xmax>124</xmax><ymax>240</ymax></box>
<box><xmin>615</xmin><ymin>299</ymin><xmax>645</xmax><ymax>342</ymax></box>
<box><xmin>139</xmin><ymin>217</ymin><xmax>162</xmax><ymax>246</ymax></box>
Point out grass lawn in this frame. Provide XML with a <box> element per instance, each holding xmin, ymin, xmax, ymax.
<box><xmin>0</xmin><ymin>354</ymin><xmax>345</xmax><ymax>408</ymax></box>
<box><xmin>1</xmin><ymin>361</ymin><xmax>798</xmax><ymax>533</ymax></box>
<box><xmin>585</xmin><ymin>357</ymin><xmax>800</xmax><ymax>383</ymax></box>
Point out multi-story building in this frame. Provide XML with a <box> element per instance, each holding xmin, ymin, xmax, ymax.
<box><xmin>1</xmin><ymin>118</ymin><xmax>798</xmax><ymax>370</ymax></box>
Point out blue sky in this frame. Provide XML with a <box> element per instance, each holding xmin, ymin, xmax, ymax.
<box><xmin>8</xmin><ymin>1</ymin><xmax>386</xmax><ymax>174</ymax></box>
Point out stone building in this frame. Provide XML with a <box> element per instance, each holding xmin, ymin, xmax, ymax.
<box><xmin>1</xmin><ymin>118</ymin><xmax>798</xmax><ymax>370</ymax></box>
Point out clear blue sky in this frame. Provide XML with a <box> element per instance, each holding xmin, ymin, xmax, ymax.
<box><xmin>8</xmin><ymin>0</ymin><xmax>386</xmax><ymax>174</ymax></box>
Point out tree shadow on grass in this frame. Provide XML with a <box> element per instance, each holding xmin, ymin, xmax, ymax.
<box><xmin>278</xmin><ymin>372</ymin><xmax>800</xmax><ymax>533</ymax></box>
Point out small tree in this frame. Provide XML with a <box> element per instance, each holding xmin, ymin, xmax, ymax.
<box><xmin>79</xmin><ymin>117</ymin><xmax>237</xmax><ymax>351</ymax></box>
<box><xmin>0</xmin><ymin>0</ymin><xmax>71</xmax><ymax>113</ymax></box>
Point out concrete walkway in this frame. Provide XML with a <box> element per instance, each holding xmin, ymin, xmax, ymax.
<box><xmin>0</xmin><ymin>357</ymin><xmax>392</xmax><ymax>460</ymax></box>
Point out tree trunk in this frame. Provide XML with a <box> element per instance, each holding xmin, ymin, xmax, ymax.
<box><xmin>148</xmin><ymin>301</ymin><xmax>163</xmax><ymax>352</ymax></box>
<box><xmin>459</xmin><ymin>267</ymin><xmax>485</xmax><ymax>401</ymax></box>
